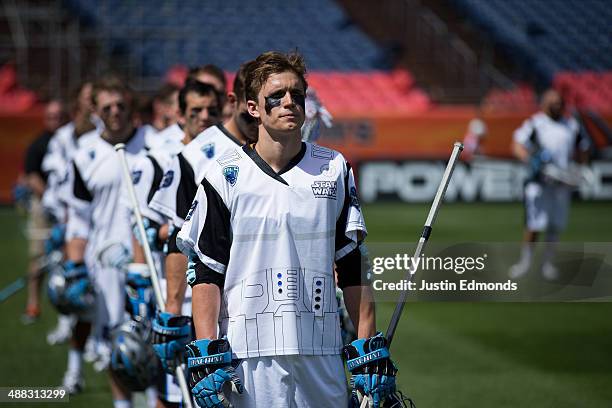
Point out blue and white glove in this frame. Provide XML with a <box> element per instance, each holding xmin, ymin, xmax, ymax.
<box><xmin>132</xmin><ymin>218</ymin><xmax>164</xmax><ymax>252</ymax></box>
<box><xmin>45</xmin><ymin>223</ymin><xmax>66</xmax><ymax>254</ymax></box>
<box><xmin>152</xmin><ymin>311</ymin><xmax>193</xmax><ymax>374</ymax></box>
<box><xmin>124</xmin><ymin>263</ymin><xmax>155</xmax><ymax>320</ymax></box>
<box><xmin>343</xmin><ymin>332</ymin><xmax>398</xmax><ymax>408</ymax></box>
<box><xmin>186</xmin><ymin>338</ymin><xmax>243</xmax><ymax>408</ymax></box>
<box><xmin>529</xmin><ymin>149</ymin><xmax>552</xmax><ymax>179</ymax></box>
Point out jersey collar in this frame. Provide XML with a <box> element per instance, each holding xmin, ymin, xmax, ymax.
<box><xmin>243</xmin><ymin>142</ymin><xmax>306</xmax><ymax>186</ymax></box>
<box><xmin>218</xmin><ymin>124</ymin><xmax>244</xmax><ymax>146</ymax></box>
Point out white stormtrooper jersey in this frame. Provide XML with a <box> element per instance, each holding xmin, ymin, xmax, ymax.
<box><xmin>177</xmin><ymin>142</ymin><xmax>366</xmax><ymax>358</ymax></box>
<box><xmin>41</xmin><ymin>121</ymin><xmax>101</xmax><ymax>221</ymax></box>
<box><xmin>64</xmin><ymin>127</ymin><xmax>148</xmax><ymax>254</ymax></box>
<box><xmin>149</xmin><ymin>124</ymin><xmax>243</xmax><ymax>228</ymax></box>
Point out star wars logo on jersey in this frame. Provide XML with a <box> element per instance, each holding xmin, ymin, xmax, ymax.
<box><xmin>359</xmin><ymin>160</ymin><xmax>612</xmax><ymax>202</ymax></box>
<box><xmin>311</xmin><ymin>180</ymin><xmax>337</xmax><ymax>199</ymax></box>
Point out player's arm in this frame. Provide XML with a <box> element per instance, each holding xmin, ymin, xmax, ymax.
<box><xmin>512</xmin><ymin>119</ymin><xmax>534</xmax><ymax>163</ymax></box>
<box><xmin>338</xmin><ymin>245</ymin><xmax>376</xmax><ymax>339</ymax></box>
<box><xmin>192</xmin><ymin>280</ymin><xmax>221</xmax><ymax>339</ymax></box>
<box><xmin>512</xmin><ymin>140</ymin><xmax>530</xmax><ymax>163</ymax></box>
<box><xmin>164</xmin><ymin>229</ymin><xmax>188</xmax><ymax>314</ymax></box>
<box><xmin>65</xmin><ymin>162</ymin><xmax>92</xmax><ymax>263</ymax></box>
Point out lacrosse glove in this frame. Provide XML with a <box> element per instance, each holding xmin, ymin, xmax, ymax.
<box><xmin>186</xmin><ymin>338</ymin><xmax>243</xmax><ymax>408</ymax></box>
<box><xmin>124</xmin><ymin>263</ymin><xmax>155</xmax><ymax>320</ymax></box>
<box><xmin>132</xmin><ymin>217</ymin><xmax>164</xmax><ymax>252</ymax></box>
<box><xmin>48</xmin><ymin>261</ymin><xmax>95</xmax><ymax>315</ymax></box>
<box><xmin>344</xmin><ymin>332</ymin><xmax>398</xmax><ymax>408</ymax></box>
<box><xmin>152</xmin><ymin>311</ymin><xmax>193</xmax><ymax>374</ymax></box>
<box><xmin>45</xmin><ymin>223</ymin><xmax>66</xmax><ymax>254</ymax></box>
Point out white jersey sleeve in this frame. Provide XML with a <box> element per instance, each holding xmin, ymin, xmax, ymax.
<box><xmin>513</xmin><ymin>117</ymin><xmax>535</xmax><ymax>148</ymax></box>
<box><xmin>64</xmin><ymin>161</ymin><xmax>93</xmax><ymax>240</ymax></box>
<box><xmin>127</xmin><ymin>154</ymin><xmax>166</xmax><ymax>225</ymax></box>
<box><xmin>176</xmin><ymin>177</ymin><xmax>230</xmax><ymax>275</ymax></box>
<box><xmin>149</xmin><ymin>153</ymin><xmax>197</xmax><ymax>228</ymax></box>
<box><xmin>335</xmin><ymin>160</ymin><xmax>367</xmax><ymax>260</ymax></box>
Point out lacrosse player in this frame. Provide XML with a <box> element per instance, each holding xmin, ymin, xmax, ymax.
<box><xmin>148</xmin><ymin>65</ymin><xmax>259</xmax><ymax>407</ymax></box>
<box><xmin>19</xmin><ymin>99</ymin><xmax>66</xmax><ymax>323</ymax></box>
<box><xmin>41</xmin><ymin>81</ymin><xmax>101</xmax><ymax>345</ymax></box>
<box><xmin>177</xmin><ymin>51</ymin><xmax>398</xmax><ymax>408</ymax></box>
<box><xmin>509</xmin><ymin>89</ymin><xmax>590</xmax><ymax>280</ymax></box>
<box><xmin>127</xmin><ymin>79</ymin><xmax>222</xmax><ymax>407</ymax></box>
<box><xmin>62</xmin><ymin>75</ymin><xmax>152</xmax><ymax>406</ymax></box>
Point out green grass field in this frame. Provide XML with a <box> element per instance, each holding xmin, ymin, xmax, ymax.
<box><xmin>1</xmin><ymin>202</ymin><xmax>611</xmax><ymax>407</ymax></box>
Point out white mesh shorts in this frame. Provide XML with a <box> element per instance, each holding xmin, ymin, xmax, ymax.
<box><xmin>524</xmin><ymin>181</ymin><xmax>571</xmax><ymax>232</ymax></box>
<box><xmin>228</xmin><ymin>354</ymin><xmax>348</xmax><ymax>408</ymax></box>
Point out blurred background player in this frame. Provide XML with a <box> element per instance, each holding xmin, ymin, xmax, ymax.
<box><xmin>141</xmin><ymin>83</ymin><xmax>181</xmax><ymax>148</ymax></box>
<box><xmin>19</xmin><ymin>98</ymin><xmax>67</xmax><ymax>323</ymax></box>
<box><xmin>41</xmin><ymin>81</ymin><xmax>101</xmax><ymax>345</ymax></box>
<box><xmin>461</xmin><ymin>116</ymin><xmax>488</xmax><ymax>162</ymax></box>
<box><xmin>187</xmin><ymin>64</ymin><xmax>232</xmax><ymax>121</ymax></box>
<box><xmin>509</xmin><ymin>89</ymin><xmax>590</xmax><ymax>280</ymax></box>
<box><xmin>61</xmin><ymin>75</ymin><xmax>153</xmax><ymax>405</ymax></box>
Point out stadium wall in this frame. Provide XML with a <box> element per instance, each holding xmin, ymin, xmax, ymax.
<box><xmin>2</xmin><ymin>110</ymin><xmax>611</xmax><ymax>204</ymax></box>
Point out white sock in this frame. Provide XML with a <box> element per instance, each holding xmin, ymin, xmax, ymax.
<box><xmin>519</xmin><ymin>242</ymin><xmax>534</xmax><ymax>265</ymax></box>
<box><xmin>58</xmin><ymin>314</ymin><xmax>74</xmax><ymax>329</ymax></box>
<box><xmin>113</xmin><ymin>400</ymin><xmax>131</xmax><ymax>408</ymax></box>
<box><xmin>67</xmin><ymin>349</ymin><xmax>82</xmax><ymax>376</ymax></box>
<box><xmin>145</xmin><ymin>387</ymin><xmax>157</xmax><ymax>408</ymax></box>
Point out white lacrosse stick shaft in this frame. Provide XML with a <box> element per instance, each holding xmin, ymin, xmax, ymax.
<box><xmin>386</xmin><ymin>142</ymin><xmax>463</xmax><ymax>346</ymax></box>
<box><xmin>115</xmin><ymin>143</ymin><xmax>193</xmax><ymax>408</ymax></box>
<box><xmin>359</xmin><ymin>142</ymin><xmax>463</xmax><ymax>408</ymax></box>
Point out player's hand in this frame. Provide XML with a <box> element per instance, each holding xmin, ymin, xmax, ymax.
<box><xmin>133</xmin><ymin>218</ymin><xmax>164</xmax><ymax>251</ymax></box>
<box><xmin>124</xmin><ymin>263</ymin><xmax>155</xmax><ymax>319</ymax></box>
<box><xmin>186</xmin><ymin>338</ymin><xmax>243</xmax><ymax>408</ymax></box>
<box><xmin>152</xmin><ymin>311</ymin><xmax>192</xmax><ymax>374</ymax></box>
<box><xmin>343</xmin><ymin>332</ymin><xmax>397</xmax><ymax>408</ymax></box>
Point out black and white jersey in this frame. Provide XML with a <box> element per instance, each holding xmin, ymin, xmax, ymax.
<box><xmin>64</xmin><ymin>127</ymin><xmax>148</xmax><ymax>257</ymax></box>
<box><xmin>41</xmin><ymin>122</ymin><xmax>100</xmax><ymax>221</ymax></box>
<box><xmin>514</xmin><ymin>112</ymin><xmax>587</xmax><ymax>170</ymax></box>
<box><xmin>149</xmin><ymin>125</ymin><xmax>243</xmax><ymax>228</ymax></box>
<box><xmin>177</xmin><ymin>142</ymin><xmax>366</xmax><ymax>358</ymax></box>
<box><xmin>128</xmin><ymin>137</ymin><xmax>183</xmax><ymax>225</ymax></box>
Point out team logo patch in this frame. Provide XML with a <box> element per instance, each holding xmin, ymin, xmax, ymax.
<box><xmin>185</xmin><ymin>200</ymin><xmax>198</xmax><ymax>222</ymax></box>
<box><xmin>131</xmin><ymin>170</ymin><xmax>142</xmax><ymax>185</ymax></box>
<box><xmin>88</xmin><ymin>150</ymin><xmax>95</xmax><ymax>160</ymax></box>
<box><xmin>160</xmin><ymin>170</ymin><xmax>174</xmax><ymax>188</ymax></box>
<box><xmin>223</xmin><ymin>165</ymin><xmax>239</xmax><ymax>186</ymax></box>
<box><xmin>201</xmin><ymin>143</ymin><xmax>215</xmax><ymax>158</ymax></box>
<box><xmin>311</xmin><ymin>181</ymin><xmax>337</xmax><ymax>199</ymax></box>
<box><xmin>349</xmin><ymin>186</ymin><xmax>361</xmax><ymax>211</ymax></box>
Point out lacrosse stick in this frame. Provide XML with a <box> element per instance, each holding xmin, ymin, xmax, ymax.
<box><xmin>115</xmin><ymin>143</ymin><xmax>193</xmax><ymax>408</ymax></box>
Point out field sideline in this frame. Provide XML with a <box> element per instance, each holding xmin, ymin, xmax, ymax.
<box><xmin>0</xmin><ymin>202</ymin><xmax>611</xmax><ymax>407</ymax></box>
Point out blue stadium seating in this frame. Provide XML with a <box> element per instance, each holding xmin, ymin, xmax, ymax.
<box><xmin>452</xmin><ymin>0</ymin><xmax>612</xmax><ymax>83</ymax></box>
<box><xmin>62</xmin><ymin>0</ymin><xmax>386</xmax><ymax>76</ymax></box>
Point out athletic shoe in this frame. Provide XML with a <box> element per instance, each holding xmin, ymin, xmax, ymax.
<box><xmin>20</xmin><ymin>305</ymin><xmax>40</xmax><ymax>325</ymax></box>
<box><xmin>542</xmin><ymin>262</ymin><xmax>559</xmax><ymax>281</ymax></box>
<box><xmin>508</xmin><ymin>261</ymin><xmax>530</xmax><ymax>279</ymax></box>
<box><xmin>61</xmin><ymin>371</ymin><xmax>84</xmax><ymax>395</ymax></box>
<box><xmin>47</xmin><ymin>316</ymin><xmax>74</xmax><ymax>345</ymax></box>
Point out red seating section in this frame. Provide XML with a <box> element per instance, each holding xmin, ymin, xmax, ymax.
<box><xmin>554</xmin><ymin>71</ymin><xmax>612</xmax><ymax>114</ymax></box>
